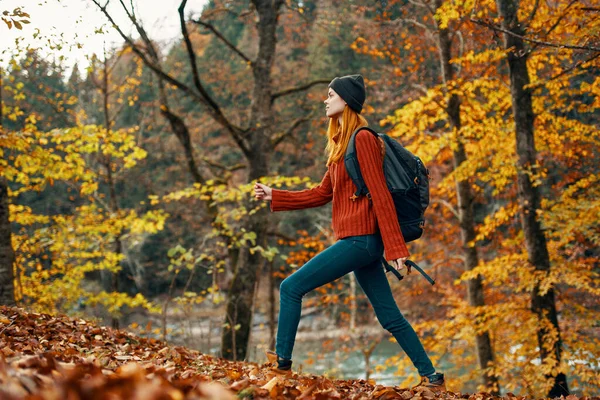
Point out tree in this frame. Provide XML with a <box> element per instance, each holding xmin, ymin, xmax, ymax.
<box><xmin>351</xmin><ymin>0</ymin><xmax>599</xmax><ymax>394</ymax></box>
<box><xmin>0</xmin><ymin>175</ymin><xmax>15</xmax><ymax>306</ymax></box>
<box><xmin>0</xmin><ymin>10</ymin><xmax>28</xmax><ymax>307</ymax></box>
<box><xmin>493</xmin><ymin>0</ymin><xmax>569</xmax><ymax>395</ymax></box>
<box><xmin>2</xmin><ymin>49</ymin><xmax>77</xmax><ymax>132</ymax></box>
<box><xmin>348</xmin><ymin>0</ymin><xmax>499</xmax><ymax>391</ymax></box>
<box><xmin>434</xmin><ymin>0</ymin><xmax>498</xmax><ymax>391</ymax></box>
<box><xmin>5</xmin><ymin>121</ymin><xmax>166</xmax><ymax>317</ymax></box>
<box><xmin>0</xmin><ymin>38</ymin><xmax>164</xmax><ymax>318</ymax></box>
<box><xmin>0</xmin><ymin>68</ymin><xmax>15</xmax><ymax>305</ymax></box>
<box><xmin>92</xmin><ymin>0</ymin><xmax>331</xmax><ymax>361</ymax></box>
<box><xmin>83</xmin><ymin>46</ymin><xmax>147</xmax><ymax>328</ymax></box>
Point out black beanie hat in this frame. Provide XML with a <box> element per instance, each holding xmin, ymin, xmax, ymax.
<box><xmin>328</xmin><ymin>74</ymin><xmax>366</xmax><ymax>114</ymax></box>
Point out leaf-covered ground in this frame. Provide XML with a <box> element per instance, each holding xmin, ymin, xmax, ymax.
<box><xmin>0</xmin><ymin>306</ymin><xmax>588</xmax><ymax>400</ymax></box>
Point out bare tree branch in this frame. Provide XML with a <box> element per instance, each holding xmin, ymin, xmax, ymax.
<box><xmin>201</xmin><ymin>156</ymin><xmax>247</xmax><ymax>172</ymax></box>
<box><xmin>92</xmin><ymin>0</ymin><xmax>251</xmax><ymax>156</ymax></box>
<box><xmin>177</xmin><ymin>1</ymin><xmax>251</xmax><ymax>156</ymax></box>
<box><xmin>454</xmin><ymin>30</ymin><xmax>465</xmax><ymax>75</ymax></box>
<box><xmin>470</xmin><ymin>18</ymin><xmax>600</xmax><ymax>52</ymax></box>
<box><xmin>179</xmin><ymin>1</ymin><xmax>212</xmax><ymax>104</ymax></box>
<box><xmin>271</xmin><ymin>117</ymin><xmax>310</xmax><ymax>147</ymax></box>
<box><xmin>529</xmin><ymin>52</ymin><xmax>600</xmax><ymax>92</ymax></box>
<box><xmin>266</xmin><ymin>230</ymin><xmax>296</xmax><ymax>242</ymax></box>
<box><xmin>93</xmin><ymin>1</ymin><xmax>202</xmax><ymax>101</ymax></box>
<box><xmin>117</xmin><ymin>0</ymin><xmax>159</xmax><ymax>60</ymax></box>
<box><xmin>202</xmin><ymin>6</ymin><xmax>253</xmax><ymax>20</ymax></box>
<box><xmin>271</xmin><ymin>79</ymin><xmax>330</xmax><ymax>103</ymax></box>
<box><xmin>115</xmin><ymin>0</ymin><xmax>170</xmax><ymax>111</ymax></box>
<box><xmin>409</xmin><ymin>0</ymin><xmax>436</xmax><ymax>18</ymax></box>
<box><xmin>192</xmin><ymin>19</ymin><xmax>252</xmax><ymax>64</ymax></box>
<box><xmin>382</xmin><ymin>17</ymin><xmax>432</xmax><ymax>32</ymax></box>
<box><xmin>410</xmin><ymin>83</ymin><xmax>448</xmax><ymax>111</ymax></box>
<box><xmin>523</xmin><ymin>0</ymin><xmax>540</xmax><ymax>29</ymax></box>
<box><xmin>533</xmin><ymin>0</ymin><xmax>579</xmax><ymax>51</ymax></box>
<box><xmin>431</xmin><ymin>198</ymin><xmax>460</xmax><ymax>220</ymax></box>
<box><xmin>112</xmin><ymin>0</ymin><xmax>213</xmax><ymax>183</ymax></box>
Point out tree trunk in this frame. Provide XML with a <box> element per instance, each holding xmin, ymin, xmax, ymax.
<box><xmin>268</xmin><ymin>258</ymin><xmax>276</xmax><ymax>350</ymax></box>
<box><xmin>92</xmin><ymin>0</ymin><xmax>286</xmax><ymax>361</ymax></box>
<box><xmin>220</xmin><ymin>0</ymin><xmax>282</xmax><ymax>361</ymax></box>
<box><xmin>495</xmin><ymin>0</ymin><xmax>568</xmax><ymax>396</ymax></box>
<box><xmin>435</xmin><ymin>9</ymin><xmax>499</xmax><ymax>393</ymax></box>
<box><xmin>0</xmin><ymin>177</ymin><xmax>16</xmax><ymax>307</ymax></box>
<box><xmin>101</xmin><ymin>54</ymin><xmax>120</xmax><ymax>329</ymax></box>
<box><xmin>0</xmin><ymin>67</ymin><xmax>16</xmax><ymax>307</ymax></box>
<box><xmin>107</xmin><ymin>169</ymin><xmax>121</xmax><ymax>330</ymax></box>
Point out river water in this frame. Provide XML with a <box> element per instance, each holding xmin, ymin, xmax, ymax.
<box><xmin>191</xmin><ymin>327</ymin><xmax>475</xmax><ymax>392</ymax></box>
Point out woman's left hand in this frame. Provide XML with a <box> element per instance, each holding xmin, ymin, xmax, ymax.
<box><xmin>391</xmin><ymin>257</ymin><xmax>409</xmax><ymax>274</ymax></box>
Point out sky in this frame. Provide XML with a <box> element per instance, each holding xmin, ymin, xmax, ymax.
<box><xmin>1</xmin><ymin>0</ymin><xmax>209</xmax><ymax>71</ymax></box>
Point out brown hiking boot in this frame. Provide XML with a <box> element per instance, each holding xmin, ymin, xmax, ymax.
<box><xmin>412</xmin><ymin>372</ymin><xmax>446</xmax><ymax>392</ymax></box>
<box><xmin>265</xmin><ymin>349</ymin><xmax>293</xmax><ymax>375</ymax></box>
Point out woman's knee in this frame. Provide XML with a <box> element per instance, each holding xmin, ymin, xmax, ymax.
<box><xmin>279</xmin><ymin>277</ymin><xmax>299</xmax><ymax>298</ymax></box>
<box><xmin>378</xmin><ymin>313</ymin><xmax>410</xmax><ymax>332</ymax></box>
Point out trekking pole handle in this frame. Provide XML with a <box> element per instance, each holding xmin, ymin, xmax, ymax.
<box><xmin>382</xmin><ymin>259</ymin><xmax>404</xmax><ymax>281</ymax></box>
<box><xmin>382</xmin><ymin>258</ymin><xmax>436</xmax><ymax>286</ymax></box>
<box><xmin>405</xmin><ymin>260</ymin><xmax>436</xmax><ymax>286</ymax></box>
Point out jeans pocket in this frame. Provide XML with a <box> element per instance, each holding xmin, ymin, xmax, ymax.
<box><xmin>350</xmin><ymin>235</ymin><xmax>369</xmax><ymax>251</ymax></box>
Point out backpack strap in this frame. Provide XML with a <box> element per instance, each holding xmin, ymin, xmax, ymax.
<box><xmin>382</xmin><ymin>258</ymin><xmax>436</xmax><ymax>285</ymax></box>
<box><xmin>345</xmin><ymin>127</ymin><xmax>380</xmax><ymax>201</ymax></box>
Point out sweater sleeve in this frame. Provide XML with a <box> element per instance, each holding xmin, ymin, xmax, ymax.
<box><xmin>270</xmin><ymin>169</ymin><xmax>333</xmax><ymax>212</ymax></box>
<box><xmin>355</xmin><ymin>130</ymin><xmax>409</xmax><ymax>260</ymax></box>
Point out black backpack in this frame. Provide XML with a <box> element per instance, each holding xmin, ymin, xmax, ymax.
<box><xmin>344</xmin><ymin>127</ymin><xmax>435</xmax><ymax>285</ymax></box>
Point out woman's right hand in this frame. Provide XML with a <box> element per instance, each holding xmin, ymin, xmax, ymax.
<box><xmin>390</xmin><ymin>257</ymin><xmax>409</xmax><ymax>274</ymax></box>
<box><xmin>254</xmin><ymin>182</ymin><xmax>273</xmax><ymax>201</ymax></box>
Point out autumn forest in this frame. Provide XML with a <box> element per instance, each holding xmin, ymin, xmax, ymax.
<box><xmin>0</xmin><ymin>0</ymin><xmax>599</xmax><ymax>399</ymax></box>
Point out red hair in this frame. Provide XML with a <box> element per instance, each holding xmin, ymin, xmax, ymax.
<box><xmin>325</xmin><ymin>106</ymin><xmax>369</xmax><ymax>167</ymax></box>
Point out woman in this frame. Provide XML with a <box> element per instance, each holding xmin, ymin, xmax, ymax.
<box><xmin>254</xmin><ymin>74</ymin><xmax>445</xmax><ymax>391</ymax></box>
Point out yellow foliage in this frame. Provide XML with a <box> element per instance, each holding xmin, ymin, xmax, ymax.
<box><xmin>379</xmin><ymin>1</ymin><xmax>600</xmax><ymax>393</ymax></box>
<box><xmin>4</xmin><ymin>123</ymin><xmax>163</xmax><ymax>318</ymax></box>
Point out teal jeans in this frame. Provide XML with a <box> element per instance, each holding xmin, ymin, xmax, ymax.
<box><xmin>276</xmin><ymin>232</ymin><xmax>436</xmax><ymax>377</ymax></box>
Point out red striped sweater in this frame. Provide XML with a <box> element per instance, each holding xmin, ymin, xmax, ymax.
<box><xmin>270</xmin><ymin>129</ymin><xmax>409</xmax><ymax>261</ymax></box>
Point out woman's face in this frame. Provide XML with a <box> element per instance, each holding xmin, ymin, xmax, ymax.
<box><xmin>324</xmin><ymin>88</ymin><xmax>346</xmax><ymax>119</ymax></box>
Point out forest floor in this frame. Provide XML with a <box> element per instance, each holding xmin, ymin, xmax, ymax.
<box><xmin>0</xmin><ymin>306</ymin><xmax>585</xmax><ymax>400</ymax></box>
